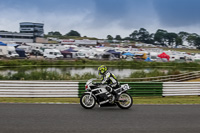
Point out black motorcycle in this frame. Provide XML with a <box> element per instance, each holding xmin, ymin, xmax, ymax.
<box><xmin>80</xmin><ymin>79</ymin><xmax>133</xmax><ymax>109</ymax></box>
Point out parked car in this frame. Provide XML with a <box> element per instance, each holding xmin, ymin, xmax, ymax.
<box><xmin>30</xmin><ymin>49</ymin><xmax>43</xmax><ymax>56</ymax></box>
<box><xmin>43</xmin><ymin>49</ymin><xmax>63</xmax><ymax>59</ymax></box>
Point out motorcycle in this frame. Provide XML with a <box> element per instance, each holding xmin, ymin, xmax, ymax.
<box><xmin>80</xmin><ymin>78</ymin><xmax>133</xmax><ymax>109</ymax></box>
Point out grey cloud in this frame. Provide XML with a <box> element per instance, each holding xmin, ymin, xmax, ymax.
<box><xmin>91</xmin><ymin>0</ymin><xmax>156</xmax><ymax>29</ymax></box>
<box><xmin>153</xmin><ymin>0</ymin><xmax>200</xmax><ymax>27</ymax></box>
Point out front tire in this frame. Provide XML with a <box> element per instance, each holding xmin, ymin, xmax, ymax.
<box><xmin>116</xmin><ymin>93</ymin><xmax>133</xmax><ymax>109</ymax></box>
<box><xmin>80</xmin><ymin>93</ymin><xmax>96</xmax><ymax>109</ymax></box>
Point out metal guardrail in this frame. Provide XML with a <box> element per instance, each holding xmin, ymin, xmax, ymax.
<box><xmin>163</xmin><ymin>82</ymin><xmax>200</xmax><ymax>96</ymax></box>
<box><xmin>78</xmin><ymin>82</ymin><xmax>163</xmax><ymax>97</ymax></box>
<box><xmin>0</xmin><ymin>80</ymin><xmax>200</xmax><ymax>97</ymax></box>
<box><xmin>0</xmin><ymin>81</ymin><xmax>79</xmax><ymax>97</ymax></box>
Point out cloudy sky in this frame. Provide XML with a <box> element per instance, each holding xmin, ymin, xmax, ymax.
<box><xmin>0</xmin><ymin>0</ymin><xmax>200</xmax><ymax>39</ymax></box>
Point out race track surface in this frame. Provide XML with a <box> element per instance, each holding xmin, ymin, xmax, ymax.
<box><xmin>0</xmin><ymin>103</ymin><xmax>200</xmax><ymax>133</ymax></box>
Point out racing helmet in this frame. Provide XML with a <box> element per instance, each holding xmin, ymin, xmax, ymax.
<box><xmin>98</xmin><ymin>65</ymin><xmax>107</xmax><ymax>75</ymax></box>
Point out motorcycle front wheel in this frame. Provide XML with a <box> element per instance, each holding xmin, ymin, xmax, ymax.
<box><xmin>80</xmin><ymin>93</ymin><xmax>96</xmax><ymax>109</ymax></box>
<box><xmin>116</xmin><ymin>93</ymin><xmax>133</xmax><ymax>109</ymax></box>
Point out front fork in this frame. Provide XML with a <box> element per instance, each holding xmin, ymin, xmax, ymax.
<box><xmin>87</xmin><ymin>92</ymin><xmax>92</xmax><ymax>100</ymax></box>
<box><xmin>84</xmin><ymin>92</ymin><xmax>99</xmax><ymax>105</ymax></box>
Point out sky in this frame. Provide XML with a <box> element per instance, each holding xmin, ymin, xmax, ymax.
<box><xmin>0</xmin><ymin>0</ymin><xmax>200</xmax><ymax>39</ymax></box>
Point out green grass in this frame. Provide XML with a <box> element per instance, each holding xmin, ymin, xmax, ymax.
<box><xmin>0</xmin><ymin>71</ymin><xmax>98</xmax><ymax>80</ymax></box>
<box><xmin>0</xmin><ymin>69</ymin><xmax>182</xmax><ymax>80</ymax></box>
<box><xmin>0</xmin><ymin>59</ymin><xmax>200</xmax><ymax>69</ymax></box>
<box><xmin>0</xmin><ymin>98</ymin><xmax>79</xmax><ymax>104</ymax></box>
<box><xmin>186</xmin><ymin>78</ymin><xmax>200</xmax><ymax>82</ymax></box>
<box><xmin>128</xmin><ymin>69</ymin><xmax>181</xmax><ymax>78</ymax></box>
<box><xmin>1</xmin><ymin>96</ymin><xmax>200</xmax><ymax>104</ymax></box>
<box><xmin>133</xmin><ymin>96</ymin><xmax>200</xmax><ymax>104</ymax></box>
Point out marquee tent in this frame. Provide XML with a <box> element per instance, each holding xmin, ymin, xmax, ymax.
<box><xmin>158</xmin><ymin>52</ymin><xmax>170</xmax><ymax>61</ymax></box>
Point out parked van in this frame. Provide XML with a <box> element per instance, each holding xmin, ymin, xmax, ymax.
<box><xmin>0</xmin><ymin>45</ymin><xmax>19</xmax><ymax>58</ymax></box>
<box><xmin>16</xmin><ymin>48</ymin><xmax>30</xmax><ymax>59</ymax></box>
<box><xmin>192</xmin><ymin>54</ymin><xmax>200</xmax><ymax>61</ymax></box>
<box><xmin>43</xmin><ymin>49</ymin><xmax>63</xmax><ymax>59</ymax></box>
<box><xmin>17</xmin><ymin>45</ymin><xmax>32</xmax><ymax>53</ymax></box>
<box><xmin>149</xmin><ymin>52</ymin><xmax>158</xmax><ymax>61</ymax></box>
<box><xmin>75</xmin><ymin>52</ymin><xmax>86</xmax><ymax>59</ymax></box>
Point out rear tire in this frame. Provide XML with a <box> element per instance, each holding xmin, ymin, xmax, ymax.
<box><xmin>80</xmin><ymin>93</ymin><xmax>96</xmax><ymax>109</ymax></box>
<box><xmin>116</xmin><ymin>93</ymin><xmax>133</xmax><ymax>109</ymax></box>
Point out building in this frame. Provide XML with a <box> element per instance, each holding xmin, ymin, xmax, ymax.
<box><xmin>0</xmin><ymin>22</ymin><xmax>44</xmax><ymax>43</ymax></box>
<box><xmin>61</xmin><ymin>39</ymin><xmax>97</xmax><ymax>46</ymax></box>
<box><xmin>0</xmin><ymin>32</ymin><xmax>34</xmax><ymax>43</ymax></box>
<box><xmin>20</xmin><ymin>22</ymin><xmax>44</xmax><ymax>37</ymax></box>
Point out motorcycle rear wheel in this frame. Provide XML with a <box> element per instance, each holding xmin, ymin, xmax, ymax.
<box><xmin>80</xmin><ymin>94</ymin><xmax>96</xmax><ymax>109</ymax></box>
<box><xmin>116</xmin><ymin>93</ymin><xmax>133</xmax><ymax>109</ymax></box>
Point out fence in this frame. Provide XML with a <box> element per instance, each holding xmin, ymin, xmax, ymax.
<box><xmin>163</xmin><ymin>82</ymin><xmax>200</xmax><ymax>96</ymax></box>
<box><xmin>0</xmin><ymin>81</ymin><xmax>79</xmax><ymax>97</ymax></box>
<box><xmin>121</xmin><ymin>71</ymin><xmax>200</xmax><ymax>82</ymax></box>
<box><xmin>0</xmin><ymin>81</ymin><xmax>199</xmax><ymax>97</ymax></box>
<box><xmin>78</xmin><ymin>82</ymin><xmax>163</xmax><ymax>97</ymax></box>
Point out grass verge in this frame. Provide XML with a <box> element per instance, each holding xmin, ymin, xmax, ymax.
<box><xmin>0</xmin><ymin>69</ymin><xmax>181</xmax><ymax>80</ymax></box>
<box><xmin>0</xmin><ymin>59</ymin><xmax>200</xmax><ymax>68</ymax></box>
<box><xmin>0</xmin><ymin>96</ymin><xmax>200</xmax><ymax>104</ymax></box>
<box><xmin>186</xmin><ymin>78</ymin><xmax>200</xmax><ymax>82</ymax></box>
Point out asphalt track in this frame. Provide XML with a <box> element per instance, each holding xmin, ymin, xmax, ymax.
<box><xmin>0</xmin><ymin>103</ymin><xmax>200</xmax><ymax>133</ymax></box>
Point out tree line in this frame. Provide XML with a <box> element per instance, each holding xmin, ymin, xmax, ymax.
<box><xmin>108</xmin><ymin>28</ymin><xmax>200</xmax><ymax>47</ymax></box>
<box><xmin>46</xmin><ymin>28</ymin><xmax>200</xmax><ymax>47</ymax></box>
<box><xmin>46</xmin><ymin>30</ymin><xmax>81</xmax><ymax>37</ymax></box>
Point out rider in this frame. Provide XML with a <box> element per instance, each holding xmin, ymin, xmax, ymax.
<box><xmin>98</xmin><ymin>65</ymin><xmax>120</xmax><ymax>100</ymax></box>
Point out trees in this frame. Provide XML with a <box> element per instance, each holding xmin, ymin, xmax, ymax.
<box><xmin>129</xmin><ymin>28</ymin><xmax>153</xmax><ymax>44</ymax></box>
<box><xmin>107</xmin><ymin>35</ymin><xmax>113</xmax><ymax>40</ymax></box>
<box><xmin>154</xmin><ymin>30</ymin><xmax>183</xmax><ymax>46</ymax></box>
<box><xmin>115</xmin><ymin>35</ymin><xmax>122</xmax><ymax>40</ymax></box>
<box><xmin>186</xmin><ymin>33</ymin><xmax>199</xmax><ymax>46</ymax></box>
<box><xmin>65</xmin><ymin>30</ymin><xmax>81</xmax><ymax>37</ymax></box>
<box><xmin>106</xmin><ymin>35</ymin><xmax>122</xmax><ymax>41</ymax></box>
<box><xmin>154</xmin><ymin>29</ymin><xmax>168</xmax><ymax>45</ymax></box>
<box><xmin>47</xmin><ymin>31</ymin><xmax>62</xmax><ymax>36</ymax></box>
<box><xmin>175</xmin><ymin>37</ymin><xmax>183</xmax><ymax>46</ymax></box>
<box><xmin>44</xmin><ymin>28</ymin><xmax>200</xmax><ymax>48</ymax></box>
<box><xmin>165</xmin><ymin>32</ymin><xmax>178</xmax><ymax>46</ymax></box>
<box><xmin>178</xmin><ymin>32</ymin><xmax>190</xmax><ymax>40</ymax></box>
<box><xmin>177</xmin><ymin>32</ymin><xmax>200</xmax><ymax>47</ymax></box>
<box><xmin>148</xmin><ymin>33</ymin><xmax>155</xmax><ymax>44</ymax></box>
<box><xmin>177</xmin><ymin>32</ymin><xmax>190</xmax><ymax>46</ymax></box>
<box><xmin>129</xmin><ymin>30</ymin><xmax>139</xmax><ymax>41</ymax></box>
<box><xmin>47</xmin><ymin>30</ymin><xmax>81</xmax><ymax>37</ymax></box>
<box><xmin>137</xmin><ymin>28</ymin><xmax>150</xmax><ymax>43</ymax></box>
<box><xmin>194</xmin><ymin>37</ymin><xmax>200</xmax><ymax>47</ymax></box>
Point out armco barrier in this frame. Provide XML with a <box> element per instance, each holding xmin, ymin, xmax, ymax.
<box><xmin>0</xmin><ymin>81</ymin><xmax>200</xmax><ymax>97</ymax></box>
<box><xmin>163</xmin><ymin>82</ymin><xmax>200</xmax><ymax>96</ymax></box>
<box><xmin>78</xmin><ymin>82</ymin><xmax>163</xmax><ymax>97</ymax></box>
<box><xmin>0</xmin><ymin>81</ymin><xmax>79</xmax><ymax>97</ymax></box>
<box><xmin>78</xmin><ymin>82</ymin><xmax>86</xmax><ymax>98</ymax></box>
